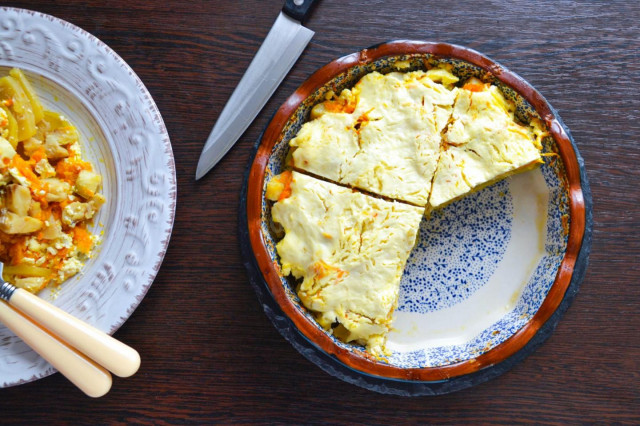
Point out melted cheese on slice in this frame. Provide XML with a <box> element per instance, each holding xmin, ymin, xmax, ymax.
<box><xmin>289</xmin><ymin>112</ymin><xmax>357</xmax><ymax>182</ymax></box>
<box><xmin>429</xmin><ymin>85</ymin><xmax>543</xmax><ymax>209</ymax></box>
<box><xmin>290</xmin><ymin>71</ymin><xmax>457</xmax><ymax>206</ymax></box>
<box><xmin>269</xmin><ymin>171</ymin><xmax>424</xmax><ymax>356</ymax></box>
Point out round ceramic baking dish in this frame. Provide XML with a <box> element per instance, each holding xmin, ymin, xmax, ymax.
<box><xmin>240</xmin><ymin>40</ymin><xmax>592</xmax><ymax>395</ymax></box>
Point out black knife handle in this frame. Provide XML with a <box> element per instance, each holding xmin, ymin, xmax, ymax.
<box><xmin>283</xmin><ymin>0</ymin><xmax>319</xmax><ymax>23</ymax></box>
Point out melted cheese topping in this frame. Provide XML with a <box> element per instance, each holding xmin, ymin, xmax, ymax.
<box><xmin>429</xmin><ymin>85</ymin><xmax>543</xmax><ymax>209</ymax></box>
<box><xmin>268</xmin><ymin>171</ymin><xmax>424</xmax><ymax>356</ymax></box>
<box><xmin>271</xmin><ymin>70</ymin><xmax>545</xmax><ymax>356</ymax></box>
<box><xmin>291</xmin><ymin>71</ymin><xmax>457</xmax><ymax>206</ymax></box>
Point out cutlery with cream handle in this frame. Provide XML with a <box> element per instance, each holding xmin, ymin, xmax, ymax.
<box><xmin>0</xmin><ymin>262</ymin><xmax>140</xmax><ymax>392</ymax></box>
<box><xmin>0</xmin><ymin>301</ymin><xmax>112</xmax><ymax>397</ymax></box>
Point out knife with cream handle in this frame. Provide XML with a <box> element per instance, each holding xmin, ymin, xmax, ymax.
<box><xmin>0</xmin><ymin>263</ymin><xmax>140</xmax><ymax>379</ymax></box>
<box><xmin>195</xmin><ymin>0</ymin><xmax>319</xmax><ymax>179</ymax></box>
<box><xmin>0</xmin><ymin>301</ymin><xmax>112</xmax><ymax>397</ymax></box>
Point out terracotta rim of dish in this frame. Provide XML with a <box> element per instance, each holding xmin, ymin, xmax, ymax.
<box><xmin>246</xmin><ymin>40</ymin><xmax>586</xmax><ymax>381</ymax></box>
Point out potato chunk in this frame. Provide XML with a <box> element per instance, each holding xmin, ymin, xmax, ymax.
<box><xmin>13</xmin><ymin>277</ymin><xmax>47</xmax><ymax>293</ymax></box>
<box><xmin>0</xmin><ymin>210</ymin><xmax>42</xmax><ymax>233</ymax></box>
<box><xmin>265</xmin><ymin>171</ymin><xmax>291</xmax><ymax>201</ymax></box>
<box><xmin>0</xmin><ymin>76</ymin><xmax>37</xmax><ymax>142</ymax></box>
<box><xmin>40</xmin><ymin>111</ymin><xmax>72</xmax><ymax>132</ymax></box>
<box><xmin>45</xmin><ymin>126</ymin><xmax>79</xmax><ymax>147</ymax></box>
<box><xmin>425</xmin><ymin>67</ymin><xmax>460</xmax><ymax>88</ymax></box>
<box><xmin>75</xmin><ymin>170</ymin><xmax>101</xmax><ymax>199</ymax></box>
<box><xmin>34</xmin><ymin>159</ymin><xmax>56</xmax><ymax>178</ymax></box>
<box><xmin>43</xmin><ymin>126</ymin><xmax>79</xmax><ymax>160</ymax></box>
<box><xmin>43</xmin><ymin>178</ymin><xmax>71</xmax><ymax>202</ymax></box>
<box><xmin>9</xmin><ymin>68</ymin><xmax>44</xmax><ymax>124</ymax></box>
<box><xmin>0</xmin><ymin>136</ymin><xmax>16</xmax><ymax>163</ymax></box>
<box><xmin>0</xmin><ymin>105</ymin><xmax>18</xmax><ymax>145</ymax></box>
<box><xmin>41</xmin><ymin>216</ymin><xmax>62</xmax><ymax>240</ymax></box>
<box><xmin>22</xmin><ymin>136</ymin><xmax>43</xmax><ymax>157</ymax></box>
<box><xmin>5</xmin><ymin>184</ymin><xmax>31</xmax><ymax>216</ymax></box>
<box><xmin>28</xmin><ymin>200</ymin><xmax>41</xmax><ymax>218</ymax></box>
<box><xmin>62</xmin><ymin>201</ymin><xmax>97</xmax><ymax>226</ymax></box>
<box><xmin>3</xmin><ymin>264</ymin><xmax>51</xmax><ymax>277</ymax></box>
<box><xmin>90</xmin><ymin>193</ymin><xmax>106</xmax><ymax>210</ymax></box>
<box><xmin>44</xmin><ymin>137</ymin><xmax>69</xmax><ymax>159</ymax></box>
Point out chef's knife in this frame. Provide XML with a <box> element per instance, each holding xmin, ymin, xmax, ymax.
<box><xmin>196</xmin><ymin>0</ymin><xmax>319</xmax><ymax>180</ymax></box>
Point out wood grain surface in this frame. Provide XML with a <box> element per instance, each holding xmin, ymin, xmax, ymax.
<box><xmin>1</xmin><ymin>0</ymin><xmax>638</xmax><ymax>423</ymax></box>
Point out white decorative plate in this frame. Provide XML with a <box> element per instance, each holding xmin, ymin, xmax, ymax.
<box><xmin>0</xmin><ymin>8</ymin><xmax>176</xmax><ymax>387</ymax></box>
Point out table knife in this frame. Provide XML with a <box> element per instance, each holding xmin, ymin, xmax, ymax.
<box><xmin>195</xmin><ymin>0</ymin><xmax>319</xmax><ymax>180</ymax></box>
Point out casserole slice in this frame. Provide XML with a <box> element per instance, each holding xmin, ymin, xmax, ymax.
<box><xmin>266</xmin><ymin>171</ymin><xmax>424</xmax><ymax>356</ymax></box>
<box><xmin>429</xmin><ymin>81</ymin><xmax>545</xmax><ymax>209</ymax></box>
<box><xmin>289</xmin><ymin>70</ymin><xmax>457</xmax><ymax>206</ymax></box>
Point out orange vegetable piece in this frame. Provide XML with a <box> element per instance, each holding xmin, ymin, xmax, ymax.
<box><xmin>8</xmin><ymin>237</ymin><xmax>26</xmax><ymax>265</ymax></box>
<box><xmin>73</xmin><ymin>226</ymin><xmax>93</xmax><ymax>254</ymax></box>
<box><xmin>277</xmin><ymin>170</ymin><xmax>293</xmax><ymax>201</ymax></box>
<box><xmin>462</xmin><ymin>82</ymin><xmax>486</xmax><ymax>92</ymax></box>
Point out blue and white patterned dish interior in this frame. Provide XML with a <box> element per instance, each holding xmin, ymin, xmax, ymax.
<box><xmin>260</xmin><ymin>54</ymin><xmax>569</xmax><ymax>369</ymax></box>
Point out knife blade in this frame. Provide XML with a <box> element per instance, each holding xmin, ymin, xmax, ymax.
<box><xmin>196</xmin><ymin>0</ymin><xmax>319</xmax><ymax>180</ymax></box>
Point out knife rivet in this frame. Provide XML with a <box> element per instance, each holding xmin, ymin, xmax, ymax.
<box><xmin>0</xmin><ymin>281</ymin><xmax>16</xmax><ymax>302</ymax></box>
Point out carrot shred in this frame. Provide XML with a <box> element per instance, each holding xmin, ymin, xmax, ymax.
<box><xmin>322</xmin><ymin>98</ymin><xmax>356</xmax><ymax>114</ymax></box>
<box><xmin>55</xmin><ymin>158</ymin><xmax>91</xmax><ymax>183</ymax></box>
<box><xmin>312</xmin><ymin>260</ymin><xmax>347</xmax><ymax>280</ymax></box>
<box><xmin>8</xmin><ymin>237</ymin><xmax>26</xmax><ymax>265</ymax></box>
<box><xmin>73</xmin><ymin>226</ymin><xmax>93</xmax><ymax>254</ymax></box>
<box><xmin>277</xmin><ymin>170</ymin><xmax>293</xmax><ymax>201</ymax></box>
<box><xmin>30</xmin><ymin>147</ymin><xmax>47</xmax><ymax>163</ymax></box>
<box><xmin>10</xmin><ymin>155</ymin><xmax>45</xmax><ymax>201</ymax></box>
<box><xmin>463</xmin><ymin>82</ymin><xmax>486</xmax><ymax>92</ymax></box>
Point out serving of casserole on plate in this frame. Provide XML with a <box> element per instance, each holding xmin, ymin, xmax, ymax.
<box><xmin>0</xmin><ymin>8</ymin><xmax>176</xmax><ymax>388</ymax></box>
<box><xmin>241</xmin><ymin>41</ymin><xmax>592</xmax><ymax>395</ymax></box>
<box><xmin>0</xmin><ymin>67</ymin><xmax>106</xmax><ymax>293</ymax></box>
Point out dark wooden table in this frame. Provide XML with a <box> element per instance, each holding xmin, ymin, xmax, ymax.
<box><xmin>1</xmin><ymin>0</ymin><xmax>638</xmax><ymax>423</ymax></box>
